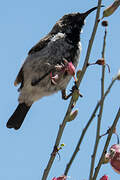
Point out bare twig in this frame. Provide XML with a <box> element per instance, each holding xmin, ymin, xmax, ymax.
<box><xmin>64</xmin><ymin>74</ymin><xmax>117</xmax><ymax>175</ymax></box>
<box><xmin>65</xmin><ymin>77</ymin><xmax>117</xmax><ymax>176</ymax></box>
<box><xmin>92</xmin><ymin>107</ymin><xmax>120</xmax><ymax>180</ymax></box>
<box><xmin>89</xmin><ymin>27</ymin><xmax>107</xmax><ymax>180</ymax></box>
<box><xmin>64</xmin><ymin>102</ymin><xmax>99</xmax><ymax>175</ymax></box>
<box><xmin>41</xmin><ymin>3</ymin><xmax>103</xmax><ymax>180</ymax></box>
<box><xmin>41</xmin><ymin>109</ymin><xmax>70</xmax><ymax>180</ymax></box>
<box><xmin>77</xmin><ymin>0</ymin><xmax>102</xmax><ymax>87</ymax></box>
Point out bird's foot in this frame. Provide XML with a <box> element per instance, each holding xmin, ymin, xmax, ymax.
<box><xmin>61</xmin><ymin>82</ymin><xmax>83</xmax><ymax>100</ymax></box>
<box><xmin>61</xmin><ymin>89</ymin><xmax>73</xmax><ymax>100</ymax></box>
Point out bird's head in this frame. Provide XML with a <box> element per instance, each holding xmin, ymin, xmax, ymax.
<box><xmin>50</xmin><ymin>6</ymin><xmax>99</xmax><ymax>43</ymax></box>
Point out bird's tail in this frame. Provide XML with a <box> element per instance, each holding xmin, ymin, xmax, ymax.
<box><xmin>6</xmin><ymin>103</ymin><xmax>31</xmax><ymax>130</ymax></box>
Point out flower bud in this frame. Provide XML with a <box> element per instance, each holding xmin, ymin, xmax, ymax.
<box><xmin>95</xmin><ymin>59</ymin><xmax>110</xmax><ymax>73</ymax></box>
<box><xmin>101</xmin><ymin>20</ymin><xmax>108</xmax><ymax>27</ymax></box>
<box><xmin>68</xmin><ymin>110</ymin><xmax>78</xmax><ymax>122</ymax></box>
<box><xmin>95</xmin><ymin>58</ymin><xmax>105</xmax><ymax>65</ymax></box>
<box><xmin>102</xmin><ymin>0</ymin><xmax>120</xmax><ymax>18</ymax></box>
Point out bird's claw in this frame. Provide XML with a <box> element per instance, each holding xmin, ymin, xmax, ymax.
<box><xmin>62</xmin><ymin>82</ymin><xmax>83</xmax><ymax>101</ymax></box>
<box><xmin>70</xmin><ymin>82</ymin><xmax>83</xmax><ymax>98</ymax></box>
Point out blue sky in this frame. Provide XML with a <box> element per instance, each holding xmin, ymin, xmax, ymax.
<box><xmin>1</xmin><ymin>0</ymin><xmax>120</xmax><ymax>180</ymax></box>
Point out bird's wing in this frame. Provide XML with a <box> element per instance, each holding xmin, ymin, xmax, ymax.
<box><xmin>14</xmin><ymin>34</ymin><xmax>52</xmax><ymax>87</ymax></box>
<box><xmin>14</xmin><ymin>56</ymin><xmax>59</xmax><ymax>88</ymax></box>
<box><xmin>14</xmin><ymin>33</ymin><xmax>66</xmax><ymax>87</ymax></box>
<box><xmin>28</xmin><ymin>34</ymin><xmax>52</xmax><ymax>55</ymax></box>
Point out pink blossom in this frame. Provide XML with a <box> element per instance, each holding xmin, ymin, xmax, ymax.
<box><xmin>67</xmin><ymin>62</ymin><xmax>75</xmax><ymax>76</ymax></box>
<box><xmin>100</xmin><ymin>175</ymin><xmax>109</xmax><ymax>180</ymax></box>
<box><xmin>52</xmin><ymin>175</ymin><xmax>67</xmax><ymax>180</ymax></box>
<box><xmin>50</xmin><ymin>60</ymin><xmax>76</xmax><ymax>84</ymax></box>
<box><xmin>109</xmin><ymin>144</ymin><xmax>120</xmax><ymax>174</ymax></box>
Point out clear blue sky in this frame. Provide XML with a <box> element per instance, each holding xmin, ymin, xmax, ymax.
<box><xmin>1</xmin><ymin>0</ymin><xmax>120</xmax><ymax>180</ymax></box>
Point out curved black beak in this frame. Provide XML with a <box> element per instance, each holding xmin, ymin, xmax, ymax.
<box><xmin>81</xmin><ymin>5</ymin><xmax>104</xmax><ymax>19</ymax></box>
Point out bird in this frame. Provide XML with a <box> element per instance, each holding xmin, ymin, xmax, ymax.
<box><xmin>7</xmin><ymin>6</ymin><xmax>98</xmax><ymax>130</ymax></box>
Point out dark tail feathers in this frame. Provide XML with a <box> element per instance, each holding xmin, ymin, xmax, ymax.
<box><xmin>7</xmin><ymin>103</ymin><xmax>31</xmax><ymax>130</ymax></box>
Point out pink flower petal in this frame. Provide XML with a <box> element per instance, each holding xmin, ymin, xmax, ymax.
<box><xmin>52</xmin><ymin>175</ymin><xmax>67</xmax><ymax>180</ymax></box>
<box><xmin>100</xmin><ymin>175</ymin><xmax>109</xmax><ymax>180</ymax></box>
<box><xmin>67</xmin><ymin>62</ymin><xmax>75</xmax><ymax>76</ymax></box>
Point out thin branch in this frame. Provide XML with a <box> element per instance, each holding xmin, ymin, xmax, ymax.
<box><xmin>64</xmin><ymin>102</ymin><xmax>99</xmax><ymax>175</ymax></box>
<box><xmin>92</xmin><ymin>107</ymin><xmax>120</xmax><ymax>180</ymax></box>
<box><xmin>89</xmin><ymin>28</ymin><xmax>107</xmax><ymax>180</ymax></box>
<box><xmin>102</xmin><ymin>29</ymin><xmax>107</xmax><ymax>58</ymax></box>
<box><xmin>77</xmin><ymin>0</ymin><xmax>102</xmax><ymax>87</ymax></box>
<box><xmin>64</xmin><ymin>75</ymin><xmax>117</xmax><ymax>175</ymax></box>
<box><xmin>41</xmin><ymin>3</ymin><xmax>102</xmax><ymax>180</ymax></box>
<box><xmin>41</xmin><ymin>108</ymin><xmax>70</xmax><ymax>180</ymax></box>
